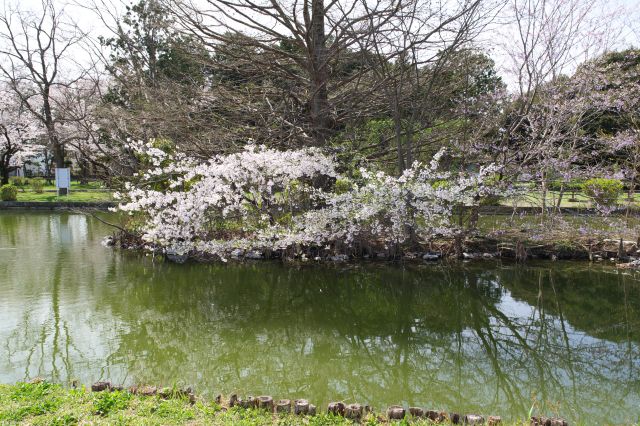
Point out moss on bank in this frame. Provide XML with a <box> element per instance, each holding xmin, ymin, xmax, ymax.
<box><xmin>0</xmin><ymin>381</ymin><xmax>558</xmax><ymax>426</ymax></box>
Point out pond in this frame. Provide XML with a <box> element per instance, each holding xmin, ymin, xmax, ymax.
<box><xmin>1</xmin><ymin>211</ymin><xmax>639</xmax><ymax>424</ymax></box>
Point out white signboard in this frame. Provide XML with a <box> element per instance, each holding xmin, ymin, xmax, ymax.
<box><xmin>55</xmin><ymin>168</ymin><xmax>71</xmax><ymax>196</ymax></box>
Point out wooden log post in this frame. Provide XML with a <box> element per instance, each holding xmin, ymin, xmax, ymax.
<box><xmin>618</xmin><ymin>238</ymin><xmax>625</xmax><ymax>260</ymax></box>
<box><xmin>159</xmin><ymin>387</ymin><xmax>172</xmax><ymax>399</ymax></box>
<box><xmin>308</xmin><ymin>404</ymin><xmax>317</xmax><ymax>416</ymax></box>
<box><xmin>229</xmin><ymin>394</ymin><xmax>238</xmax><ymax>407</ymax></box>
<box><xmin>276</xmin><ymin>399</ymin><xmax>292</xmax><ymax>413</ymax></box>
<box><xmin>450</xmin><ymin>413</ymin><xmax>462</xmax><ymax>424</ymax></box>
<box><xmin>464</xmin><ymin>414</ymin><xmax>485</xmax><ymax>424</ymax></box>
<box><xmin>139</xmin><ymin>386</ymin><xmax>157</xmax><ymax>396</ymax></box>
<box><xmin>488</xmin><ymin>415</ymin><xmax>502</xmax><ymax>425</ymax></box>
<box><xmin>387</xmin><ymin>405</ymin><xmax>406</xmax><ymax>420</ymax></box>
<box><xmin>345</xmin><ymin>403</ymin><xmax>363</xmax><ymax>420</ymax></box>
<box><xmin>531</xmin><ymin>416</ymin><xmax>568</xmax><ymax>426</ymax></box>
<box><xmin>294</xmin><ymin>399</ymin><xmax>309</xmax><ymax>415</ymax></box>
<box><xmin>257</xmin><ymin>395</ymin><xmax>273</xmax><ymax>411</ymax></box>
<box><xmin>426</xmin><ymin>410</ymin><xmax>447</xmax><ymax>422</ymax></box>
<box><xmin>409</xmin><ymin>407</ymin><xmax>424</xmax><ymax>418</ymax></box>
<box><xmin>91</xmin><ymin>381</ymin><xmax>111</xmax><ymax>392</ymax></box>
<box><xmin>327</xmin><ymin>402</ymin><xmax>345</xmax><ymax>416</ymax></box>
<box><xmin>248</xmin><ymin>396</ymin><xmax>257</xmax><ymax>408</ymax></box>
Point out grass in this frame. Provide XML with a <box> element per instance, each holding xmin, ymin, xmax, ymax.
<box><xmin>478</xmin><ymin>213</ymin><xmax>640</xmax><ymax>234</ymax></box>
<box><xmin>9</xmin><ymin>179</ymin><xmax>106</xmax><ymax>191</ymax></box>
<box><xmin>0</xmin><ymin>382</ymin><xmax>573</xmax><ymax>426</ymax></box>
<box><xmin>5</xmin><ymin>177</ymin><xmax>638</xmax><ymax>208</ymax></box>
<box><xmin>13</xmin><ymin>190</ymin><xmax>114</xmax><ymax>202</ymax></box>
<box><xmin>500</xmin><ymin>190</ymin><xmax>640</xmax><ymax>209</ymax></box>
<box><xmin>2</xmin><ymin>180</ymin><xmax>114</xmax><ymax>202</ymax></box>
<box><xmin>5</xmin><ymin>178</ymin><xmax>639</xmax><ymax>209</ymax></box>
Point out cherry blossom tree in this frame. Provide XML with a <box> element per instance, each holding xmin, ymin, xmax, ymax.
<box><xmin>0</xmin><ymin>0</ymin><xmax>96</xmax><ymax>169</ymax></box>
<box><xmin>579</xmin><ymin>49</ymin><xmax>640</xmax><ymax>203</ymax></box>
<box><xmin>0</xmin><ymin>90</ymin><xmax>43</xmax><ymax>184</ymax></box>
<box><xmin>115</xmin><ymin>142</ymin><xmax>501</xmax><ymax>259</ymax></box>
<box><xmin>487</xmin><ymin>0</ymin><xmax>632</xmax><ymax>214</ymax></box>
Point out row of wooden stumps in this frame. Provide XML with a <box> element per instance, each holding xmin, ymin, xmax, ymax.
<box><xmin>229</xmin><ymin>394</ymin><xmax>316</xmax><ymax>415</ymax></box>
<box><xmin>328</xmin><ymin>403</ymin><xmax>503</xmax><ymax>424</ymax></box>
<box><xmin>91</xmin><ymin>381</ymin><xmax>568</xmax><ymax>425</ymax></box>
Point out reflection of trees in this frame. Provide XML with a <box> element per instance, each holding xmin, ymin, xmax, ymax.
<box><xmin>504</xmin><ymin>263</ymin><xmax>640</xmax><ymax>343</ymax></box>
<box><xmin>494</xmin><ymin>263</ymin><xmax>640</xmax><ymax>421</ymax></box>
<box><xmin>95</xmin><ymin>261</ymin><xmax>640</xmax><ymax>423</ymax></box>
<box><xmin>1</xmin><ymin>213</ymin><xmax>639</xmax><ymax>424</ymax></box>
<box><xmin>0</xmin><ymin>213</ymin><xmax>121</xmax><ymax>385</ymax></box>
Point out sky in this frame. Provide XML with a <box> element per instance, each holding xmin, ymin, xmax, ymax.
<box><xmin>3</xmin><ymin>0</ymin><xmax>640</xmax><ymax>89</ymax></box>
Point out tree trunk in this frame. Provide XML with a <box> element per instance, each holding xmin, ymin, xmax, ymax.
<box><xmin>43</xmin><ymin>88</ymin><xmax>65</xmax><ymax>168</ymax></box>
<box><xmin>79</xmin><ymin>156</ymin><xmax>89</xmax><ymax>185</ymax></box>
<box><xmin>405</xmin><ymin>121</ymin><xmax>414</xmax><ymax>168</ymax></box>
<box><xmin>51</xmin><ymin>133</ymin><xmax>65</xmax><ymax>168</ymax></box>
<box><xmin>1</xmin><ymin>164</ymin><xmax>9</xmax><ymax>185</ymax></box>
<box><xmin>309</xmin><ymin>0</ymin><xmax>330</xmax><ymax>146</ymax></box>
<box><xmin>42</xmin><ymin>150</ymin><xmax>53</xmax><ymax>184</ymax></box>
<box><xmin>555</xmin><ymin>184</ymin><xmax>565</xmax><ymax>214</ymax></box>
<box><xmin>540</xmin><ymin>174</ymin><xmax>547</xmax><ymax>219</ymax></box>
<box><xmin>1</xmin><ymin>130</ymin><xmax>13</xmax><ymax>184</ymax></box>
<box><xmin>393</xmin><ymin>96</ymin><xmax>405</xmax><ymax>173</ymax></box>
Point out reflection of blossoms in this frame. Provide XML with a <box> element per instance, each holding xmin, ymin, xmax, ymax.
<box><xmin>116</xmin><ymin>143</ymin><xmax>502</xmax><ymax>257</ymax></box>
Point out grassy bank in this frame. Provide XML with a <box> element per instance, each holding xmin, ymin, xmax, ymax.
<box><xmin>6</xmin><ymin>178</ymin><xmax>640</xmax><ymax>207</ymax></box>
<box><xmin>0</xmin><ymin>382</ymin><xmax>553</xmax><ymax>426</ymax></box>
<box><xmin>4</xmin><ymin>179</ymin><xmax>114</xmax><ymax>203</ymax></box>
<box><xmin>499</xmin><ymin>187</ymin><xmax>640</xmax><ymax>209</ymax></box>
<box><xmin>13</xmin><ymin>191</ymin><xmax>113</xmax><ymax>202</ymax></box>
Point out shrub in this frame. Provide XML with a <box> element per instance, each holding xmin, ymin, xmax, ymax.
<box><xmin>31</xmin><ymin>178</ymin><xmax>45</xmax><ymax>194</ymax></box>
<box><xmin>93</xmin><ymin>390</ymin><xmax>131</xmax><ymax>416</ymax></box>
<box><xmin>548</xmin><ymin>179</ymin><xmax>583</xmax><ymax>192</ymax></box>
<box><xmin>431</xmin><ymin>179</ymin><xmax>450</xmax><ymax>190</ymax></box>
<box><xmin>334</xmin><ymin>178</ymin><xmax>352</xmax><ymax>195</ymax></box>
<box><xmin>582</xmin><ymin>178</ymin><xmax>623</xmax><ymax>207</ymax></box>
<box><xmin>9</xmin><ymin>176</ymin><xmax>27</xmax><ymax>187</ymax></box>
<box><xmin>1</xmin><ymin>184</ymin><xmax>18</xmax><ymax>201</ymax></box>
<box><xmin>479</xmin><ymin>195</ymin><xmax>502</xmax><ymax>206</ymax></box>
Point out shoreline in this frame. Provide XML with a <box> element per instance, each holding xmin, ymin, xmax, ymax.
<box><xmin>1</xmin><ymin>202</ymin><xmax>638</xmax><ymax>214</ymax></box>
<box><xmin>0</xmin><ymin>201</ymin><xmax>116</xmax><ymax>210</ymax></box>
<box><xmin>113</xmin><ymin>234</ymin><xmax>639</xmax><ymax>266</ymax></box>
<box><xmin>2</xmin><ymin>206</ymin><xmax>639</xmax><ymax>266</ymax></box>
<box><xmin>0</xmin><ymin>380</ymin><xmax>570</xmax><ymax>425</ymax></box>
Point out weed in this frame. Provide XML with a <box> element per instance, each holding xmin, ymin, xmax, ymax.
<box><xmin>93</xmin><ymin>390</ymin><xmax>132</xmax><ymax>416</ymax></box>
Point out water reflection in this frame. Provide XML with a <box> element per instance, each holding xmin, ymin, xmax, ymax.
<box><xmin>0</xmin><ymin>212</ymin><xmax>639</xmax><ymax>424</ymax></box>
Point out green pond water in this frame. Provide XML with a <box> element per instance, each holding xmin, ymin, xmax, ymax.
<box><xmin>1</xmin><ymin>211</ymin><xmax>639</xmax><ymax>424</ymax></box>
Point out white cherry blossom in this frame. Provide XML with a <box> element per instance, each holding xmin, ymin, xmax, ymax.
<box><xmin>117</xmin><ymin>142</ymin><xmax>501</xmax><ymax>258</ymax></box>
